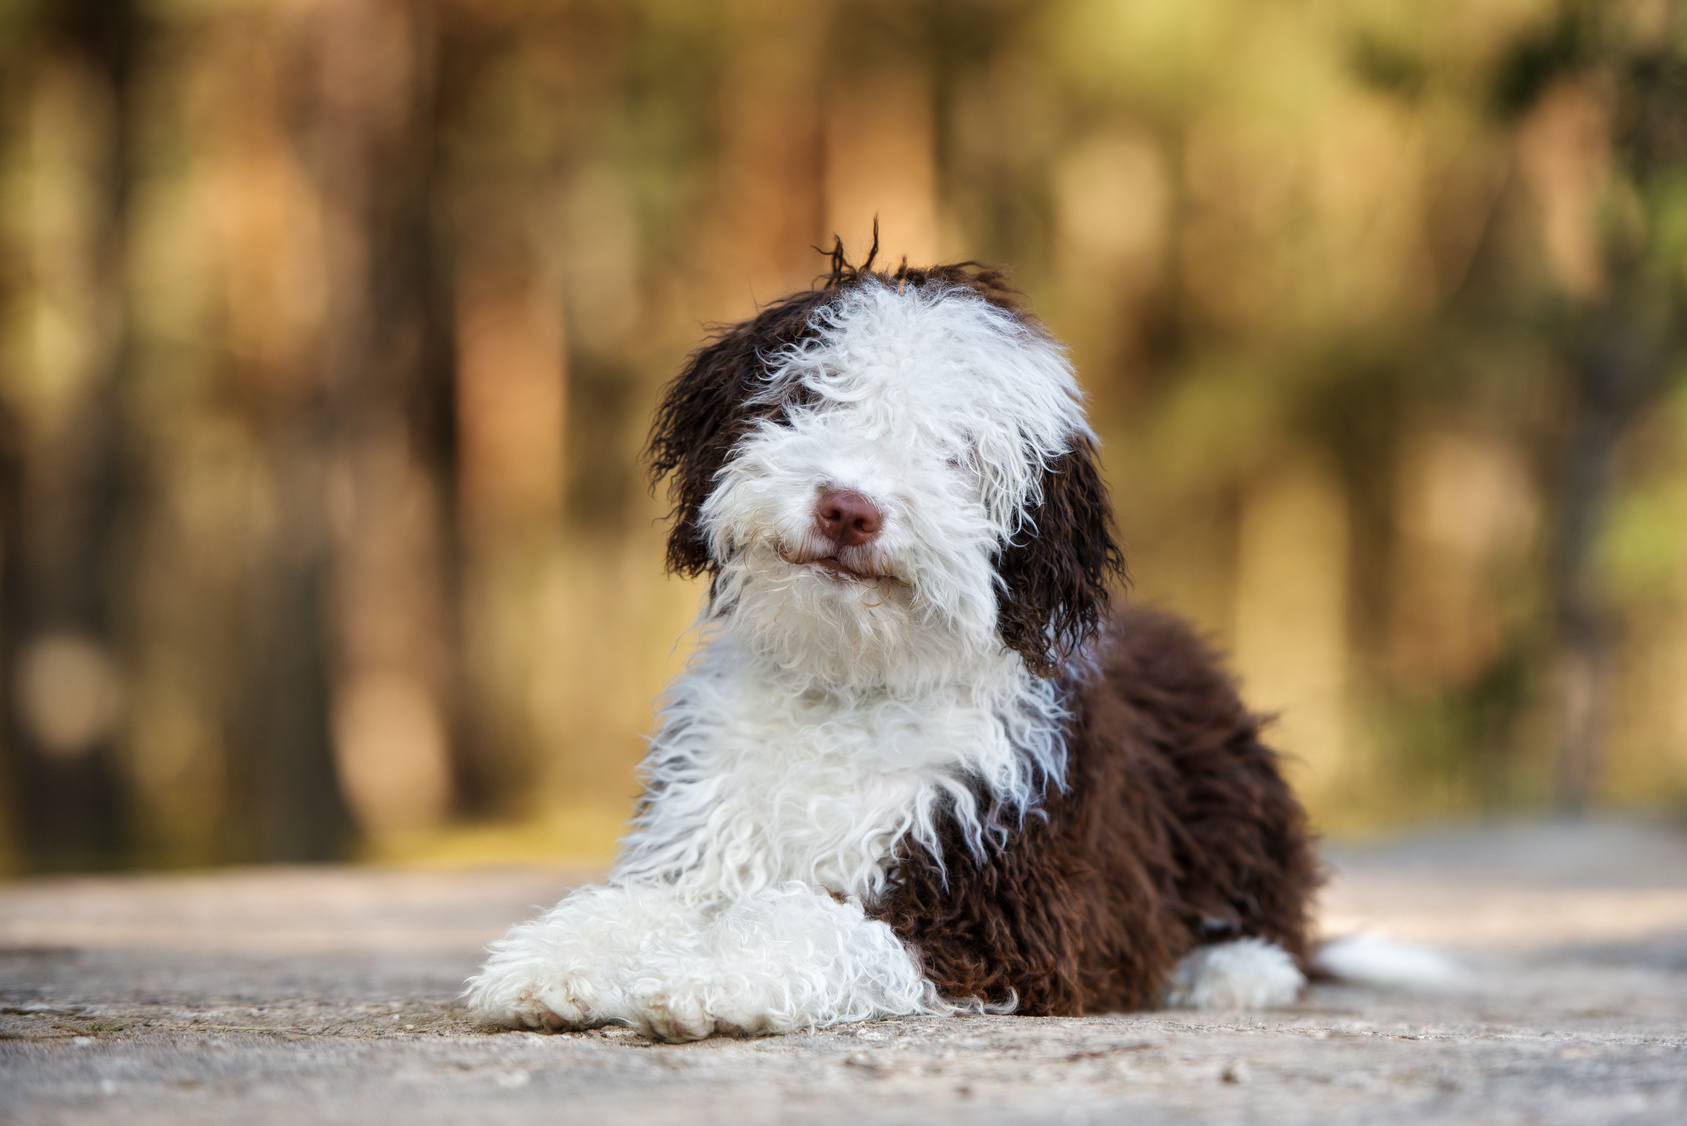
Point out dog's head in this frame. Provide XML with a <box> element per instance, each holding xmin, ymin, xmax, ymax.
<box><xmin>647</xmin><ymin>251</ymin><xmax>1124</xmax><ymax>686</ymax></box>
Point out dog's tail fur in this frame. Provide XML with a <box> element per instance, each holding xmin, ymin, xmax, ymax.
<box><xmin>1312</xmin><ymin>934</ymin><xmax>1467</xmax><ymax>990</ymax></box>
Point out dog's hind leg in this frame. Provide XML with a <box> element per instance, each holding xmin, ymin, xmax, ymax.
<box><xmin>1162</xmin><ymin>937</ymin><xmax>1306</xmax><ymax>1010</ymax></box>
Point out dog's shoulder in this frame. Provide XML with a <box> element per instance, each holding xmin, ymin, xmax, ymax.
<box><xmin>1069</xmin><ymin>605</ymin><xmax>1303</xmax><ymax>852</ymax></box>
<box><xmin>1077</xmin><ymin>605</ymin><xmax>1252</xmax><ymax>735</ymax></box>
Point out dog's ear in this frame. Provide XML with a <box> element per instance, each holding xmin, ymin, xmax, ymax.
<box><xmin>646</xmin><ymin>288</ymin><xmax>833</xmax><ymax>578</ymax></box>
<box><xmin>995</xmin><ymin>434</ymin><xmax>1127</xmax><ymax>676</ymax></box>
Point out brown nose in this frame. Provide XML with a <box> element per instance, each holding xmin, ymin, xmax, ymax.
<box><xmin>815</xmin><ymin>489</ymin><xmax>882</xmax><ymax>547</ymax></box>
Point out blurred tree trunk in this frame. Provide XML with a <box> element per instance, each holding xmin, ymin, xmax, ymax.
<box><xmin>1552</xmin><ymin>292</ymin><xmax>1673</xmax><ymax>812</ymax></box>
<box><xmin>1535</xmin><ymin>12</ymin><xmax>1687</xmax><ymax>812</ymax></box>
<box><xmin>0</xmin><ymin>1</ymin><xmax>138</xmax><ymax>870</ymax></box>
<box><xmin>226</xmin><ymin>429</ymin><xmax>347</xmax><ymax>862</ymax></box>
<box><xmin>1496</xmin><ymin>8</ymin><xmax>1687</xmax><ymax>814</ymax></box>
<box><xmin>221</xmin><ymin>0</ymin><xmax>459</xmax><ymax>860</ymax></box>
<box><xmin>299</xmin><ymin>0</ymin><xmax>460</xmax><ymax>847</ymax></box>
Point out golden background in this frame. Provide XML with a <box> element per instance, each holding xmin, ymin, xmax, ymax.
<box><xmin>2</xmin><ymin>0</ymin><xmax>1685</xmax><ymax>873</ymax></box>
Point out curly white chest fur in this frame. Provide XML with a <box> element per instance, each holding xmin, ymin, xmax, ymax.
<box><xmin>462</xmin><ymin>632</ymin><xmax>1070</xmax><ymax>1040</ymax></box>
<box><xmin>613</xmin><ymin>632</ymin><xmax>1069</xmax><ymax>903</ymax></box>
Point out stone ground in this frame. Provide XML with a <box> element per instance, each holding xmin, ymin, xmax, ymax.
<box><xmin>3</xmin><ymin>819</ymin><xmax>1686</xmax><ymax>1125</ymax></box>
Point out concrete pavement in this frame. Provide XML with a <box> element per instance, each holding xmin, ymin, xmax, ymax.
<box><xmin>3</xmin><ymin>819</ymin><xmax>1685</xmax><ymax>1124</ymax></box>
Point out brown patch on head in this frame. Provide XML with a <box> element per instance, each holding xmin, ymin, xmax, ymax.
<box><xmin>997</xmin><ymin>436</ymin><xmax>1127</xmax><ymax>676</ymax></box>
<box><xmin>645</xmin><ymin>287</ymin><xmax>834</xmax><ymax>578</ymax></box>
<box><xmin>887</xmin><ymin>260</ymin><xmax>1027</xmax><ymax>318</ymax></box>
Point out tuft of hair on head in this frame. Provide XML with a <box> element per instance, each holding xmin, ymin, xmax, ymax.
<box><xmin>817</xmin><ymin>220</ymin><xmax>880</xmax><ymax>289</ymax></box>
<box><xmin>819</xmin><ymin>217</ymin><xmax>1027</xmax><ymax>319</ymax></box>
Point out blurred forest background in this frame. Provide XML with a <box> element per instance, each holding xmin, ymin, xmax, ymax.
<box><xmin>2</xmin><ymin>0</ymin><xmax>1686</xmax><ymax>874</ymax></box>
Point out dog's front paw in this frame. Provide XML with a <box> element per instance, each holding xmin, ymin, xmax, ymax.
<box><xmin>627</xmin><ymin>979</ymin><xmax>784</xmax><ymax>1042</ymax></box>
<box><xmin>518</xmin><ymin>977</ymin><xmax>602</xmax><ymax>1032</ymax></box>
<box><xmin>468</xmin><ymin>884</ymin><xmax>665</xmax><ymax>1032</ymax></box>
<box><xmin>466</xmin><ymin>964</ymin><xmax>605</xmax><ymax>1032</ymax></box>
<box><xmin>631</xmin><ymin>986</ymin><xmax>717</xmax><ymax>1042</ymax></box>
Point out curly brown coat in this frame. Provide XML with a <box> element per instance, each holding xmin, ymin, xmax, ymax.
<box><xmin>869</xmin><ymin>607</ymin><xmax>1322</xmax><ymax>1014</ymax></box>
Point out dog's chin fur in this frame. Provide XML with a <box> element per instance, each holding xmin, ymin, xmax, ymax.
<box><xmin>466</xmin><ymin>263</ymin><xmax>1324</xmax><ymax>1041</ymax></box>
<box><xmin>711</xmin><ymin>550</ymin><xmax>931</xmax><ymax>691</ymax></box>
<box><xmin>614</xmin><ymin>627</ymin><xmax>1070</xmax><ymax>904</ymax></box>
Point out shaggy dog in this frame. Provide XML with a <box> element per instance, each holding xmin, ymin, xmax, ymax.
<box><xmin>467</xmin><ymin>248</ymin><xmax>1322</xmax><ymax>1041</ymax></box>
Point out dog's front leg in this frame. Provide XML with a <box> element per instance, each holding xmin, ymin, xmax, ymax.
<box><xmin>465</xmin><ymin>883</ymin><xmax>704</xmax><ymax>1032</ymax></box>
<box><xmin>619</xmin><ymin>882</ymin><xmax>934</xmax><ymax>1041</ymax></box>
<box><xmin>466</xmin><ymin>881</ymin><xmax>932</xmax><ymax>1040</ymax></box>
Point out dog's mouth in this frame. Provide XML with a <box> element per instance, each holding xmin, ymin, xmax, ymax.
<box><xmin>777</xmin><ymin>546</ymin><xmax>898</xmax><ymax>585</ymax></box>
<box><xmin>808</xmin><ymin>556</ymin><xmax>881</xmax><ymax>583</ymax></box>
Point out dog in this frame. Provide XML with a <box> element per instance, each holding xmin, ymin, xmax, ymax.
<box><xmin>466</xmin><ymin>247</ymin><xmax>1323</xmax><ymax>1041</ymax></box>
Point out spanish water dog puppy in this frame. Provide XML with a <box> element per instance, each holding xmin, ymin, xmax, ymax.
<box><xmin>467</xmin><ymin>248</ymin><xmax>1322</xmax><ymax>1041</ymax></box>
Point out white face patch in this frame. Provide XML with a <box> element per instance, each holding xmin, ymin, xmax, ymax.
<box><xmin>700</xmin><ymin>280</ymin><xmax>1092</xmax><ymax>688</ymax></box>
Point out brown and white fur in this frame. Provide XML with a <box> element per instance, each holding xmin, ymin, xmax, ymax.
<box><xmin>467</xmin><ymin>250</ymin><xmax>1326</xmax><ymax>1040</ymax></box>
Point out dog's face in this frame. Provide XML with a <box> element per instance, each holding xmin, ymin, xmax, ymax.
<box><xmin>648</xmin><ymin>264</ymin><xmax>1123</xmax><ymax>686</ymax></box>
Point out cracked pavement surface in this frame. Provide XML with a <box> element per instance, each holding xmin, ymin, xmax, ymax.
<box><xmin>2</xmin><ymin>819</ymin><xmax>1685</xmax><ymax>1124</ymax></box>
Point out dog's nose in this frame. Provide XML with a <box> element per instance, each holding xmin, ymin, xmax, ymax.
<box><xmin>815</xmin><ymin>489</ymin><xmax>882</xmax><ymax>547</ymax></box>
